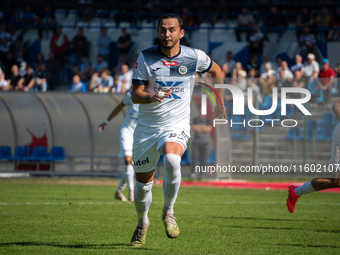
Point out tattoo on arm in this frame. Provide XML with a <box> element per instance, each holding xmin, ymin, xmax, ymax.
<box><xmin>145</xmin><ymin>94</ymin><xmax>151</xmax><ymax>104</ymax></box>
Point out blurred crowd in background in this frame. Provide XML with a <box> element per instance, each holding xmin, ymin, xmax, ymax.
<box><xmin>0</xmin><ymin>0</ymin><xmax>339</xmax><ymax>104</ymax></box>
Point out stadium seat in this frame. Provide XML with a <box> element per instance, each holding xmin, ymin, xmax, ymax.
<box><xmin>12</xmin><ymin>146</ymin><xmax>30</xmax><ymax>161</ymax></box>
<box><xmin>284</xmin><ymin>127</ymin><xmax>302</xmax><ymax>140</ymax></box>
<box><xmin>319</xmin><ymin>112</ymin><xmax>333</xmax><ymax>129</ymax></box>
<box><xmin>0</xmin><ymin>146</ymin><xmax>12</xmax><ymax>160</ymax></box>
<box><xmin>181</xmin><ymin>150</ymin><xmax>191</xmax><ymax>164</ymax></box>
<box><xmin>206</xmin><ymin>150</ymin><xmax>216</xmax><ymax>164</ymax></box>
<box><xmin>285</xmin><ymin>104</ymin><xmax>295</xmax><ymax>117</ymax></box>
<box><xmin>45</xmin><ymin>146</ymin><xmax>65</xmax><ymax>161</ymax></box>
<box><xmin>331</xmin><ymin>81</ymin><xmax>338</xmax><ymax>95</ymax></box>
<box><xmin>304</xmin><ymin>120</ymin><xmax>318</xmax><ymax>141</ymax></box>
<box><xmin>317</xmin><ymin>127</ymin><xmax>332</xmax><ymax>141</ymax></box>
<box><xmin>28</xmin><ymin>146</ymin><xmax>48</xmax><ymax>161</ymax></box>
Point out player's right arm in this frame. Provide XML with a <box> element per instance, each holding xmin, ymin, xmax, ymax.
<box><xmin>131</xmin><ymin>52</ymin><xmax>170</xmax><ymax>104</ymax></box>
<box><xmin>131</xmin><ymin>84</ymin><xmax>171</xmax><ymax>104</ymax></box>
<box><xmin>98</xmin><ymin>102</ymin><xmax>125</xmax><ymax>132</ymax></box>
<box><xmin>332</xmin><ymin>99</ymin><xmax>340</xmax><ymax>122</ymax></box>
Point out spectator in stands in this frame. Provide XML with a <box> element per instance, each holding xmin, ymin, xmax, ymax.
<box><xmin>113</xmin><ymin>54</ymin><xmax>126</xmax><ymax>76</ymax></box>
<box><xmin>248</xmin><ymin>67</ymin><xmax>259</xmax><ymax>79</ymax></box>
<box><xmin>117</xmin><ymin>28</ymin><xmax>132</xmax><ymax>57</ymax></box>
<box><xmin>261</xmin><ymin>62</ymin><xmax>277</xmax><ymax>78</ymax></box>
<box><xmin>232</xmin><ymin>62</ymin><xmax>244</xmax><ymax>78</ymax></box>
<box><xmin>235</xmin><ymin>7</ymin><xmax>254</xmax><ymax>42</ymax></box>
<box><xmin>34</xmin><ymin>62</ymin><xmax>48</xmax><ymax>91</ymax></box>
<box><xmin>93</xmin><ymin>54</ymin><xmax>108</xmax><ymax>73</ymax></box>
<box><xmin>245</xmin><ymin>55</ymin><xmax>260</xmax><ymax>73</ymax></box>
<box><xmin>116</xmin><ymin>63</ymin><xmax>132</xmax><ymax>93</ymax></box>
<box><xmin>328</xmin><ymin>7</ymin><xmax>340</xmax><ymax>42</ymax></box>
<box><xmin>296</xmin><ymin>7</ymin><xmax>314</xmax><ymax>40</ymax></box>
<box><xmin>274</xmin><ymin>57</ymin><xmax>282</xmax><ymax>72</ymax></box>
<box><xmin>71</xmin><ymin>28</ymin><xmax>88</xmax><ymax>66</ymax></box>
<box><xmin>315</xmin><ymin>7</ymin><xmax>332</xmax><ymax>41</ymax></box>
<box><xmin>78</xmin><ymin>0</ymin><xmax>94</xmax><ymax>22</ymax></box>
<box><xmin>232</xmin><ymin>70</ymin><xmax>247</xmax><ymax>92</ymax></box>
<box><xmin>298</xmin><ymin>26</ymin><xmax>316</xmax><ymax>62</ymax></box>
<box><xmin>334</xmin><ymin>62</ymin><xmax>340</xmax><ymax>78</ymax></box>
<box><xmin>3</xmin><ymin>52</ymin><xmax>17</xmax><ymax>79</ymax></box>
<box><xmin>0</xmin><ymin>23</ymin><xmax>11</xmax><ymax>63</ymax></box>
<box><xmin>19</xmin><ymin>4</ymin><xmax>37</xmax><ymax>35</ymax></box>
<box><xmin>181</xmin><ymin>7</ymin><xmax>196</xmax><ymax>28</ymax></box>
<box><xmin>0</xmin><ymin>67</ymin><xmax>9</xmax><ymax>90</ymax></box>
<box><xmin>19</xmin><ymin>61</ymin><xmax>27</xmax><ymax>77</ymax></box>
<box><xmin>24</xmin><ymin>63</ymin><xmax>47</xmax><ymax>92</ymax></box>
<box><xmin>291</xmin><ymin>54</ymin><xmax>304</xmax><ymax>76</ymax></box>
<box><xmin>34</xmin><ymin>53</ymin><xmax>45</xmax><ymax>70</ymax></box>
<box><xmin>7</xmin><ymin>65</ymin><xmax>23</xmax><ymax>90</ymax></box>
<box><xmin>90</xmin><ymin>69</ymin><xmax>114</xmax><ymax>93</ymax></box>
<box><xmin>37</xmin><ymin>5</ymin><xmax>57</xmax><ymax>39</ymax></box>
<box><xmin>260</xmin><ymin>62</ymin><xmax>277</xmax><ymax>96</ymax></box>
<box><xmin>318</xmin><ymin>58</ymin><xmax>334</xmax><ymax>104</ymax></box>
<box><xmin>74</xmin><ymin>55</ymin><xmax>92</xmax><ymax>84</ymax></box>
<box><xmin>302</xmin><ymin>53</ymin><xmax>319</xmax><ymax>79</ymax></box>
<box><xmin>97</xmin><ymin>27</ymin><xmax>111</xmax><ymax>62</ymax></box>
<box><xmin>246</xmin><ymin>75</ymin><xmax>263</xmax><ymax>104</ymax></box>
<box><xmin>220</xmin><ymin>51</ymin><xmax>235</xmax><ymax>78</ymax></box>
<box><xmin>249</xmin><ymin>25</ymin><xmax>268</xmax><ymax>59</ymax></box>
<box><xmin>277</xmin><ymin>61</ymin><xmax>293</xmax><ymax>79</ymax></box>
<box><xmin>190</xmin><ymin>104</ymin><xmax>212</xmax><ymax>180</ymax></box>
<box><xmin>50</xmin><ymin>26</ymin><xmax>69</xmax><ymax>60</ymax></box>
<box><xmin>12</xmin><ymin>35</ymin><xmax>27</xmax><ymax>64</ymax></box>
<box><xmin>265</xmin><ymin>6</ymin><xmax>287</xmax><ymax>42</ymax></box>
<box><xmin>69</xmin><ymin>74</ymin><xmax>86</xmax><ymax>92</ymax></box>
<box><xmin>22</xmin><ymin>65</ymin><xmax>35</xmax><ymax>91</ymax></box>
<box><xmin>260</xmin><ymin>55</ymin><xmax>275</xmax><ymax>75</ymax></box>
<box><xmin>220</xmin><ymin>63</ymin><xmax>229</xmax><ymax>80</ymax></box>
<box><xmin>45</xmin><ymin>52</ymin><xmax>60</xmax><ymax>90</ymax></box>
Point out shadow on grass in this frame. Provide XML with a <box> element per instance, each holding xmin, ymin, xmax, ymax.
<box><xmin>0</xmin><ymin>242</ymin><xmax>155</xmax><ymax>251</ymax></box>
<box><xmin>229</xmin><ymin>225</ymin><xmax>303</xmax><ymax>231</ymax></box>
<box><xmin>212</xmin><ymin>216</ymin><xmax>322</xmax><ymax>222</ymax></box>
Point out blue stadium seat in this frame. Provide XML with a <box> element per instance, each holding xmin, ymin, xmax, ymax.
<box><xmin>181</xmin><ymin>150</ymin><xmax>190</xmax><ymax>164</ymax></box>
<box><xmin>28</xmin><ymin>146</ymin><xmax>48</xmax><ymax>161</ymax></box>
<box><xmin>12</xmin><ymin>146</ymin><xmax>30</xmax><ymax>161</ymax></box>
<box><xmin>206</xmin><ymin>150</ymin><xmax>216</xmax><ymax>164</ymax></box>
<box><xmin>285</xmin><ymin>104</ymin><xmax>295</xmax><ymax>117</ymax></box>
<box><xmin>284</xmin><ymin>127</ymin><xmax>302</xmax><ymax>140</ymax></box>
<box><xmin>317</xmin><ymin>127</ymin><xmax>333</xmax><ymax>141</ymax></box>
<box><xmin>0</xmin><ymin>146</ymin><xmax>12</xmax><ymax>160</ymax></box>
<box><xmin>45</xmin><ymin>146</ymin><xmax>65</xmax><ymax>161</ymax></box>
<box><xmin>319</xmin><ymin>112</ymin><xmax>333</xmax><ymax>129</ymax></box>
<box><xmin>331</xmin><ymin>81</ymin><xmax>338</xmax><ymax>95</ymax></box>
<box><xmin>305</xmin><ymin>120</ymin><xmax>318</xmax><ymax>141</ymax></box>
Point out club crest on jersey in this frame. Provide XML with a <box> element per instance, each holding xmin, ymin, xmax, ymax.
<box><xmin>179</xmin><ymin>66</ymin><xmax>187</xmax><ymax>75</ymax></box>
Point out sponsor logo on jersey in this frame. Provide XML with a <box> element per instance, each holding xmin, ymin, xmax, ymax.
<box><xmin>163</xmin><ymin>61</ymin><xmax>177</xmax><ymax>66</ymax></box>
<box><xmin>206</xmin><ymin>55</ymin><xmax>209</xmax><ymax>62</ymax></box>
<box><xmin>134</xmin><ymin>157</ymin><xmax>149</xmax><ymax>166</ymax></box>
<box><xmin>155</xmin><ymin>81</ymin><xmax>183</xmax><ymax>99</ymax></box>
<box><xmin>179</xmin><ymin>66</ymin><xmax>187</xmax><ymax>75</ymax></box>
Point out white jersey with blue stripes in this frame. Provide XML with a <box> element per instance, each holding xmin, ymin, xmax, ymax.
<box><xmin>121</xmin><ymin>91</ymin><xmax>139</xmax><ymax>130</ymax></box>
<box><xmin>132</xmin><ymin>45</ymin><xmax>212</xmax><ymax>131</ymax></box>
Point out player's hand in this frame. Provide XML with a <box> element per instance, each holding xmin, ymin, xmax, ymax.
<box><xmin>98</xmin><ymin>122</ymin><xmax>107</xmax><ymax>132</ymax></box>
<box><xmin>150</xmin><ymin>89</ymin><xmax>171</xmax><ymax>103</ymax></box>
<box><xmin>213</xmin><ymin>104</ymin><xmax>227</xmax><ymax>119</ymax></box>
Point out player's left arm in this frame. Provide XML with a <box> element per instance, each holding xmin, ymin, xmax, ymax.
<box><xmin>207</xmin><ymin>61</ymin><xmax>227</xmax><ymax>119</ymax></box>
<box><xmin>98</xmin><ymin>102</ymin><xmax>125</xmax><ymax>132</ymax></box>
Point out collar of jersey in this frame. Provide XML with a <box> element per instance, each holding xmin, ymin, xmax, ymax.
<box><xmin>158</xmin><ymin>45</ymin><xmax>181</xmax><ymax>60</ymax></box>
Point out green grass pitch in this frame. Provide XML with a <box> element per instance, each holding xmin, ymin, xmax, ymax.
<box><xmin>0</xmin><ymin>178</ymin><xmax>339</xmax><ymax>254</ymax></box>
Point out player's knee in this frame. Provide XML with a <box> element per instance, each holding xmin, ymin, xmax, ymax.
<box><xmin>164</xmin><ymin>154</ymin><xmax>181</xmax><ymax>178</ymax></box>
<box><xmin>135</xmin><ymin>180</ymin><xmax>153</xmax><ymax>196</ymax></box>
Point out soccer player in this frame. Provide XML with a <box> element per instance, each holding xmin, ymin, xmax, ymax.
<box><xmin>130</xmin><ymin>13</ymin><xmax>226</xmax><ymax>247</ymax></box>
<box><xmin>98</xmin><ymin>90</ymin><xmax>139</xmax><ymax>202</ymax></box>
<box><xmin>287</xmin><ymin>98</ymin><xmax>340</xmax><ymax>213</ymax></box>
